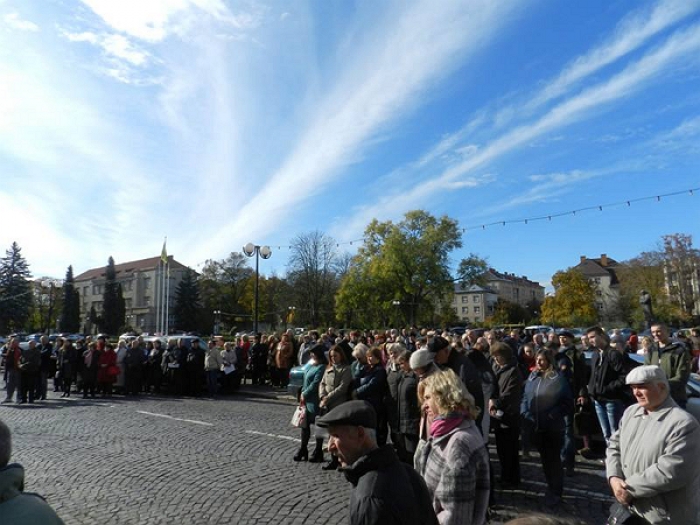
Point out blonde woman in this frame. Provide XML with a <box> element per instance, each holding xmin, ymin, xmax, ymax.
<box><xmin>637</xmin><ymin>335</ymin><xmax>653</xmax><ymax>356</ymax></box>
<box><xmin>414</xmin><ymin>369</ymin><xmax>490</xmax><ymax>525</ymax></box>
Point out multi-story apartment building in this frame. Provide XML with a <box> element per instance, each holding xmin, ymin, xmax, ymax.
<box><xmin>74</xmin><ymin>255</ymin><xmax>188</xmax><ymax>334</ymax></box>
<box><xmin>573</xmin><ymin>254</ymin><xmax>621</xmax><ymax>324</ymax></box>
<box><xmin>451</xmin><ymin>283</ymin><xmax>499</xmax><ymax>324</ymax></box>
<box><xmin>483</xmin><ymin>269</ymin><xmax>545</xmax><ymax>308</ymax></box>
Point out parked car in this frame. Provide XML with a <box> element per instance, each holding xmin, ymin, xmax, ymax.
<box><xmin>287</xmin><ymin>362</ymin><xmax>311</xmax><ymax>398</ymax></box>
<box><xmin>686</xmin><ymin>373</ymin><xmax>700</xmax><ymax>423</ymax></box>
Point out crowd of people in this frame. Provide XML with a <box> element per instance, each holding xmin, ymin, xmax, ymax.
<box><xmin>2</xmin><ymin>323</ymin><xmax>699</xmax><ymax>524</ymax></box>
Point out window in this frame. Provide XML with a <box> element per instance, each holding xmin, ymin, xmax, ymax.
<box><xmin>83</xmin><ymin>286</ymin><xmax>89</xmax><ymax>296</ymax></box>
<box><xmin>126</xmin><ymin>298</ymin><xmax>132</xmax><ymax>308</ymax></box>
<box><xmin>123</xmin><ymin>280</ymin><xmax>133</xmax><ymax>292</ymax></box>
<box><xmin>144</xmin><ymin>277</ymin><xmax>151</xmax><ymax>290</ymax></box>
<box><xmin>474</xmin><ymin>306</ymin><xmax>481</xmax><ymax>314</ymax></box>
<box><xmin>473</xmin><ymin>296</ymin><xmax>480</xmax><ymax>303</ymax></box>
<box><xmin>92</xmin><ymin>284</ymin><xmax>101</xmax><ymax>295</ymax></box>
<box><xmin>143</xmin><ymin>296</ymin><xmax>151</xmax><ymax>306</ymax></box>
<box><xmin>462</xmin><ymin>296</ymin><xmax>468</xmax><ymax>303</ymax></box>
<box><xmin>462</xmin><ymin>306</ymin><xmax>469</xmax><ymax>314</ymax></box>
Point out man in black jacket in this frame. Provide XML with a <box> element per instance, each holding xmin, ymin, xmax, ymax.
<box><xmin>582</xmin><ymin>327</ymin><xmax>629</xmax><ymax>445</ymax></box>
<box><xmin>317</xmin><ymin>401</ymin><xmax>438</xmax><ymax>525</ymax></box>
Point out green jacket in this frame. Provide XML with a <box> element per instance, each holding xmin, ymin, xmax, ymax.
<box><xmin>0</xmin><ymin>464</ymin><xmax>65</xmax><ymax>525</ymax></box>
<box><xmin>644</xmin><ymin>342</ymin><xmax>690</xmax><ymax>402</ymax></box>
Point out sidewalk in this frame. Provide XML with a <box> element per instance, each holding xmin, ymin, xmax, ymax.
<box><xmin>236</xmin><ymin>383</ymin><xmax>297</xmax><ymax>403</ymax></box>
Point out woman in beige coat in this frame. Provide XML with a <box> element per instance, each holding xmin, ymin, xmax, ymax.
<box><xmin>318</xmin><ymin>345</ymin><xmax>353</xmax><ymax>470</ymax></box>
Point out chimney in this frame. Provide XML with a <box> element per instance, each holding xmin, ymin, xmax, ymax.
<box><xmin>580</xmin><ymin>255</ymin><xmax>586</xmax><ymax>264</ymax></box>
<box><xmin>601</xmin><ymin>254</ymin><xmax>608</xmax><ymax>267</ymax></box>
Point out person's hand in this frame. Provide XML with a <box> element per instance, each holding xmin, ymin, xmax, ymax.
<box><xmin>610</xmin><ymin>477</ymin><xmax>633</xmax><ymax>505</ymax></box>
<box><xmin>577</xmin><ymin>396</ymin><xmax>588</xmax><ymax>405</ymax></box>
<box><xmin>299</xmin><ymin>394</ymin><xmax>305</xmax><ymax>403</ymax></box>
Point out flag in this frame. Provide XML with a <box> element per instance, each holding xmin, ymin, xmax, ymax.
<box><xmin>161</xmin><ymin>239</ymin><xmax>168</xmax><ymax>264</ymax></box>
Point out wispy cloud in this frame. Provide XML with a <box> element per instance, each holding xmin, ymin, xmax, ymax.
<box><xmin>336</xmin><ymin>20</ymin><xmax>700</xmax><ymax>237</ymax></box>
<box><xmin>198</xmin><ymin>0</ymin><xmax>526</xmax><ymax>254</ymax></box>
<box><xmin>3</xmin><ymin>12</ymin><xmax>39</xmax><ymax>32</ymax></box>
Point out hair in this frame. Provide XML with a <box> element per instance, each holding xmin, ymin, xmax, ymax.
<box><xmin>352</xmin><ymin>342</ymin><xmax>368</xmax><ymax>360</ymax></box>
<box><xmin>309</xmin><ymin>345</ymin><xmax>327</xmax><ymax>364</ymax></box>
<box><xmin>535</xmin><ymin>349</ymin><xmax>555</xmax><ymax>370</ymax></box>
<box><xmin>490</xmin><ymin>342</ymin><xmax>512</xmax><ymax>361</ymax></box>
<box><xmin>0</xmin><ymin>420</ymin><xmax>11</xmax><ymax>468</ymax></box>
<box><xmin>396</xmin><ymin>349</ymin><xmax>411</xmax><ymax>364</ymax></box>
<box><xmin>368</xmin><ymin>346</ymin><xmax>383</xmax><ymax>362</ymax></box>
<box><xmin>418</xmin><ymin>369</ymin><xmax>478</xmax><ymax>420</ymax></box>
<box><xmin>328</xmin><ymin>345</ymin><xmax>347</xmax><ymax>364</ymax></box>
<box><xmin>586</xmin><ymin>326</ymin><xmax>605</xmax><ymax>337</ymax></box>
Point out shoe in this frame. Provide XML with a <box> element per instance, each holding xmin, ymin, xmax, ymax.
<box><xmin>1</xmin><ymin>398</ymin><xmax>10</xmax><ymax>404</ymax></box>
<box><xmin>293</xmin><ymin>450</ymin><xmax>308</xmax><ymax>462</ymax></box>
<box><xmin>309</xmin><ymin>451</ymin><xmax>324</xmax><ymax>463</ymax></box>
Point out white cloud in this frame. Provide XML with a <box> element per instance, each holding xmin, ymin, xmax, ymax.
<box><xmin>64</xmin><ymin>31</ymin><xmax>98</xmax><ymax>44</ymax></box>
<box><xmin>196</xmin><ymin>0</ymin><xmax>526</xmax><ymax>254</ymax></box>
<box><xmin>336</xmin><ymin>21</ymin><xmax>700</xmax><ymax>236</ymax></box>
<box><xmin>3</xmin><ymin>12</ymin><xmax>39</xmax><ymax>31</ymax></box>
<box><xmin>79</xmin><ymin>0</ymin><xmax>260</xmax><ymax>42</ymax></box>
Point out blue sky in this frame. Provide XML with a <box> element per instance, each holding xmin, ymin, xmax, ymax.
<box><xmin>2</xmin><ymin>0</ymin><xmax>700</xmax><ymax>291</ymax></box>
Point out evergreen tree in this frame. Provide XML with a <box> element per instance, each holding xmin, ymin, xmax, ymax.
<box><xmin>0</xmin><ymin>242</ymin><xmax>33</xmax><ymax>333</ymax></box>
<box><xmin>88</xmin><ymin>305</ymin><xmax>98</xmax><ymax>335</ymax></box>
<box><xmin>173</xmin><ymin>267</ymin><xmax>202</xmax><ymax>332</ymax></box>
<box><xmin>60</xmin><ymin>265</ymin><xmax>81</xmax><ymax>333</ymax></box>
<box><xmin>100</xmin><ymin>257</ymin><xmax>121</xmax><ymax>335</ymax></box>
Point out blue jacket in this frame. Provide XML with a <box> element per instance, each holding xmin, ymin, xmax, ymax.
<box><xmin>302</xmin><ymin>363</ymin><xmax>325</xmax><ymax>420</ymax></box>
<box><xmin>521</xmin><ymin>369</ymin><xmax>573</xmax><ymax>432</ymax></box>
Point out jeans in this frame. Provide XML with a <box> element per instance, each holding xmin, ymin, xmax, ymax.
<box><xmin>206</xmin><ymin>369</ymin><xmax>220</xmax><ymax>397</ymax></box>
<box><xmin>594</xmin><ymin>399</ymin><xmax>624</xmax><ymax>442</ymax></box>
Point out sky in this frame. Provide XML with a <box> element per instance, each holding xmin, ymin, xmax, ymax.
<box><xmin>2</xmin><ymin>0</ymin><xmax>700</xmax><ymax>291</ymax></box>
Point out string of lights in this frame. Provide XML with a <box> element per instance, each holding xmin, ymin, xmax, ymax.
<box><xmin>191</xmin><ymin>186</ymin><xmax>698</xmax><ymax>266</ymax></box>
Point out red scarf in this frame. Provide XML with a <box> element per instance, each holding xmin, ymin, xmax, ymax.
<box><xmin>429</xmin><ymin>412</ymin><xmax>465</xmax><ymax>438</ymax></box>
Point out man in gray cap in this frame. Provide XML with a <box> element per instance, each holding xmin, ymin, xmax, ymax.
<box><xmin>316</xmin><ymin>400</ymin><xmax>438</xmax><ymax>525</ymax></box>
<box><xmin>606</xmin><ymin>365</ymin><xmax>700</xmax><ymax>524</ymax></box>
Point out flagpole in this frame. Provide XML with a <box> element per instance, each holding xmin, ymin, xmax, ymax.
<box><xmin>165</xmin><ymin>259</ymin><xmax>170</xmax><ymax>336</ymax></box>
<box><xmin>156</xmin><ymin>262</ymin><xmax>161</xmax><ymax>334</ymax></box>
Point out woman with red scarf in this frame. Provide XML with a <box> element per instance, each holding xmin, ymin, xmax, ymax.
<box><xmin>414</xmin><ymin>369</ymin><xmax>490</xmax><ymax>525</ymax></box>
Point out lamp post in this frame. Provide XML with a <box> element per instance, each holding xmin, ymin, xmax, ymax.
<box><xmin>392</xmin><ymin>300</ymin><xmax>401</xmax><ymax>328</ymax></box>
<box><xmin>242</xmin><ymin>243</ymin><xmax>272</xmax><ymax>334</ymax></box>
<box><xmin>213</xmin><ymin>310</ymin><xmax>221</xmax><ymax>335</ymax></box>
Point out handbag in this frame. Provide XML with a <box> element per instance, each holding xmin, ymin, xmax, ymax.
<box><xmin>290</xmin><ymin>403</ymin><xmax>307</xmax><ymax>428</ymax></box>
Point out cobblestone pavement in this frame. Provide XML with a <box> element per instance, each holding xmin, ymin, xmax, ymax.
<box><xmin>0</xmin><ymin>386</ymin><xmax>613</xmax><ymax>524</ymax></box>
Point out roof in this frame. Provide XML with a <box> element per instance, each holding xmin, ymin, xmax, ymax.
<box><xmin>454</xmin><ymin>282</ymin><xmax>498</xmax><ymax>294</ymax></box>
<box><xmin>74</xmin><ymin>255</ymin><xmax>188</xmax><ymax>282</ymax></box>
<box><xmin>574</xmin><ymin>257</ymin><xmax>620</xmax><ymax>285</ymax></box>
<box><xmin>484</xmin><ymin>268</ymin><xmax>543</xmax><ymax>288</ymax></box>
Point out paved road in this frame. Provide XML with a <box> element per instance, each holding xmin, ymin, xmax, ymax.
<box><xmin>0</xmin><ymin>387</ymin><xmax>613</xmax><ymax>524</ymax></box>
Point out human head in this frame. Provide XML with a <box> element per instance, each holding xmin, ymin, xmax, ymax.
<box><xmin>366</xmin><ymin>346</ymin><xmax>383</xmax><ymax>366</ymax></box>
<box><xmin>586</xmin><ymin>326</ymin><xmax>609</xmax><ymax>350</ymax></box>
<box><xmin>535</xmin><ymin>349</ymin><xmax>555</xmax><ymax>372</ymax></box>
<box><xmin>641</xmin><ymin>336</ymin><xmax>653</xmax><ymax>350</ymax></box>
<box><xmin>396</xmin><ymin>349</ymin><xmax>412</xmax><ymax>373</ymax></box>
<box><xmin>419</xmin><ymin>369</ymin><xmax>478</xmax><ymax>420</ymax></box>
<box><xmin>308</xmin><ymin>344</ymin><xmax>327</xmax><ymax>364</ymax></box>
<box><xmin>40</xmin><ymin>335</ymin><xmax>48</xmax><ymax>345</ymax></box>
<box><xmin>428</xmin><ymin>336</ymin><xmax>451</xmax><ymax>365</ymax></box>
<box><xmin>651</xmin><ymin>323</ymin><xmax>670</xmax><ymax>345</ymax></box>
<box><xmin>328</xmin><ymin>345</ymin><xmax>346</xmax><ymax>365</ymax></box>
<box><xmin>0</xmin><ymin>420</ymin><xmax>11</xmax><ymax>468</ymax></box>
<box><xmin>316</xmin><ymin>401</ymin><xmax>378</xmax><ymax>467</ymax></box>
<box><xmin>558</xmin><ymin>331</ymin><xmax>574</xmax><ymax>347</ymax></box>
<box><xmin>409</xmin><ymin>349</ymin><xmax>435</xmax><ymax>379</ymax></box>
<box><xmin>532</xmin><ymin>333</ymin><xmax>544</xmax><ymax>346</ymax></box>
<box><xmin>626</xmin><ymin>365</ymin><xmax>670</xmax><ymax>411</ymax></box>
<box><xmin>523</xmin><ymin>343</ymin><xmax>535</xmax><ymax>359</ymax></box>
<box><xmin>352</xmin><ymin>342</ymin><xmax>368</xmax><ymax>363</ymax></box>
<box><xmin>490</xmin><ymin>342</ymin><xmax>513</xmax><ymax>367</ymax></box>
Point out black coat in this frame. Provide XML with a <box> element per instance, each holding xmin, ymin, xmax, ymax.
<box><xmin>492</xmin><ymin>362</ymin><xmax>523</xmax><ymax>429</ymax></box>
<box><xmin>587</xmin><ymin>348</ymin><xmax>630</xmax><ymax>403</ymax></box>
<box><xmin>343</xmin><ymin>445</ymin><xmax>439</xmax><ymax>525</ymax></box>
<box><xmin>354</xmin><ymin>365</ymin><xmax>388</xmax><ymax>415</ymax></box>
<box><xmin>385</xmin><ymin>365</ymin><xmax>402</xmax><ymax>431</ymax></box>
<box><xmin>396</xmin><ymin>371</ymin><xmax>420</xmax><ymax>435</ymax></box>
<box><xmin>445</xmin><ymin>350</ymin><xmax>485</xmax><ymax>417</ymax></box>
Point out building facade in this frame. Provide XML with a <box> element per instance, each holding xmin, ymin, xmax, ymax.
<box><xmin>573</xmin><ymin>254</ymin><xmax>621</xmax><ymax>324</ymax></box>
<box><xmin>451</xmin><ymin>283</ymin><xmax>499</xmax><ymax>324</ymax></box>
<box><xmin>74</xmin><ymin>255</ymin><xmax>188</xmax><ymax>335</ymax></box>
<box><xmin>483</xmin><ymin>269</ymin><xmax>545</xmax><ymax>308</ymax></box>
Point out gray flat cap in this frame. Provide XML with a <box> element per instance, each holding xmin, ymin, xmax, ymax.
<box><xmin>626</xmin><ymin>365</ymin><xmax>668</xmax><ymax>385</ymax></box>
<box><xmin>315</xmin><ymin>401</ymin><xmax>377</xmax><ymax>429</ymax></box>
<box><xmin>409</xmin><ymin>348</ymin><xmax>433</xmax><ymax>370</ymax></box>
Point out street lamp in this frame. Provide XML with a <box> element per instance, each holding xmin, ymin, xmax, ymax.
<box><xmin>392</xmin><ymin>300</ymin><xmax>401</xmax><ymax>328</ymax></box>
<box><xmin>242</xmin><ymin>243</ymin><xmax>272</xmax><ymax>334</ymax></box>
<box><xmin>213</xmin><ymin>310</ymin><xmax>221</xmax><ymax>335</ymax></box>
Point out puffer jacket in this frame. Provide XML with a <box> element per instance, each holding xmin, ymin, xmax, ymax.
<box><xmin>521</xmin><ymin>369</ymin><xmax>573</xmax><ymax>432</ymax></box>
<box><xmin>0</xmin><ymin>464</ymin><xmax>65</xmax><ymax>524</ymax></box>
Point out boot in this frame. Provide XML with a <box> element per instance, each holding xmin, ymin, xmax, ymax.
<box><xmin>294</xmin><ymin>427</ymin><xmax>310</xmax><ymax>462</ymax></box>
<box><xmin>322</xmin><ymin>455</ymin><xmax>339</xmax><ymax>471</ymax></box>
<box><xmin>309</xmin><ymin>438</ymin><xmax>324</xmax><ymax>463</ymax></box>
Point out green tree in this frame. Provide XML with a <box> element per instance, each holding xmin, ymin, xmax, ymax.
<box><xmin>490</xmin><ymin>298</ymin><xmax>528</xmax><ymax>325</ymax></box>
<box><xmin>0</xmin><ymin>242</ymin><xmax>33</xmax><ymax>333</ymax></box>
<box><xmin>662</xmin><ymin>233</ymin><xmax>700</xmax><ymax>319</ymax></box>
<box><xmin>541</xmin><ymin>268</ymin><xmax>597</xmax><ymax>327</ymax></box>
<box><xmin>60</xmin><ymin>266</ymin><xmax>81</xmax><ymax>333</ymax></box>
<box><xmin>336</xmin><ymin>210</ymin><xmax>485</xmax><ymax>327</ymax></box>
<box><xmin>99</xmin><ymin>257</ymin><xmax>122</xmax><ymax>335</ymax></box>
<box><xmin>200</xmin><ymin>252</ymin><xmax>254</xmax><ymax>331</ymax></box>
<box><xmin>173</xmin><ymin>268</ymin><xmax>202</xmax><ymax>332</ymax></box>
